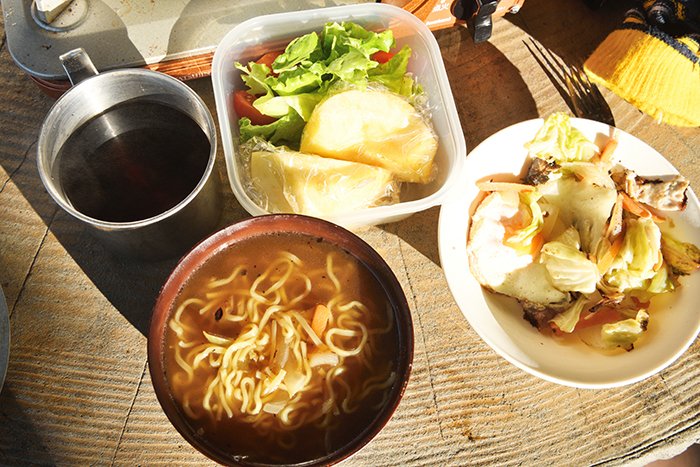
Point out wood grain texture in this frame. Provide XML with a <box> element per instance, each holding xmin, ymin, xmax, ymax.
<box><xmin>0</xmin><ymin>0</ymin><xmax>699</xmax><ymax>465</ymax></box>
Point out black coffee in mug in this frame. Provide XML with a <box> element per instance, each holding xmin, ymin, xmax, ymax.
<box><xmin>54</xmin><ymin>100</ymin><xmax>210</xmax><ymax>223</ymax></box>
<box><xmin>38</xmin><ymin>49</ymin><xmax>222</xmax><ymax>260</ymax></box>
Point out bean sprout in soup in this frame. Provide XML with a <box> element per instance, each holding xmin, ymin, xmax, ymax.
<box><xmin>164</xmin><ymin>232</ymin><xmax>398</xmax><ymax>464</ymax></box>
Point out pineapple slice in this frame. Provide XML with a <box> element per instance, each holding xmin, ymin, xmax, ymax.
<box><xmin>250</xmin><ymin>149</ymin><xmax>397</xmax><ymax>217</ymax></box>
<box><xmin>299</xmin><ymin>89</ymin><xmax>438</xmax><ymax>184</ymax></box>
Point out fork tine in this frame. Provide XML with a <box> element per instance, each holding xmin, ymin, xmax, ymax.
<box><xmin>567</xmin><ymin>68</ymin><xmax>595</xmax><ymax>114</ymax></box>
<box><xmin>524</xmin><ymin>38</ymin><xmax>575</xmax><ymax>112</ymax></box>
<box><xmin>524</xmin><ymin>37</ymin><xmax>615</xmax><ymax>126</ymax></box>
<box><xmin>571</xmin><ymin>65</ymin><xmax>612</xmax><ymax>123</ymax></box>
<box><xmin>565</xmin><ymin>75</ymin><xmax>586</xmax><ymax>118</ymax></box>
<box><xmin>569</xmin><ymin>66</ymin><xmax>592</xmax><ymax>101</ymax></box>
<box><xmin>575</xmin><ymin>65</ymin><xmax>608</xmax><ymax>109</ymax></box>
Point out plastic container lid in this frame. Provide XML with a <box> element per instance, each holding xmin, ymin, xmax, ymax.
<box><xmin>211</xmin><ymin>3</ymin><xmax>466</xmax><ymax>229</ymax></box>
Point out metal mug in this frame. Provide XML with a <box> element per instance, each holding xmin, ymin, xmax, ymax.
<box><xmin>37</xmin><ymin>48</ymin><xmax>222</xmax><ymax>261</ymax></box>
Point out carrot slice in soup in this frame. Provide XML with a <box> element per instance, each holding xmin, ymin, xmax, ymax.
<box><xmin>311</xmin><ymin>304</ymin><xmax>332</xmax><ymax>338</ymax></box>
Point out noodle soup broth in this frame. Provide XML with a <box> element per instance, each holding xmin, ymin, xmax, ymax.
<box><xmin>162</xmin><ymin>231</ymin><xmax>402</xmax><ymax>465</ymax></box>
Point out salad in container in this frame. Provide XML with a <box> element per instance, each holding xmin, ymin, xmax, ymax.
<box><xmin>212</xmin><ymin>3</ymin><xmax>465</xmax><ymax>229</ymax></box>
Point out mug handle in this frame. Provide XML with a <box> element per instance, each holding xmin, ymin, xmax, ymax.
<box><xmin>59</xmin><ymin>48</ymin><xmax>98</xmax><ymax>86</ymax></box>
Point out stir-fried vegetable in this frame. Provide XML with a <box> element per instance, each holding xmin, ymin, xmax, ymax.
<box><xmin>660</xmin><ymin>234</ymin><xmax>700</xmax><ymax>275</ymax></box>
<box><xmin>502</xmin><ymin>191</ymin><xmax>544</xmax><ymax>253</ymax></box>
<box><xmin>541</xmin><ymin>227</ymin><xmax>599</xmax><ymax>294</ymax></box>
<box><xmin>468</xmin><ymin>113</ymin><xmax>699</xmax><ymax>352</ymax></box>
<box><xmin>603</xmin><ymin>218</ymin><xmax>664</xmax><ymax>291</ymax></box>
<box><xmin>524</xmin><ymin>112</ymin><xmax>599</xmax><ymax>163</ymax></box>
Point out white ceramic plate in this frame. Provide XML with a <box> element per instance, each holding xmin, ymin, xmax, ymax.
<box><xmin>438</xmin><ymin>118</ymin><xmax>700</xmax><ymax>389</ymax></box>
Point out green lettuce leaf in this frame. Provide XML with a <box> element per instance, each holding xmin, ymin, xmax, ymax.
<box><xmin>271</xmin><ymin>32</ymin><xmax>319</xmax><ymax>72</ymax></box>
<box><xmin>234</xmin><ymin>61</ymin><xmax>273</xmax><ymax>97</ymax></box>
<box><xmin>368</xmin><ymin>45</ymin><xmax>414</xmax><ymax>95</ymax></box>
<box><xmin>325</xmin><ymin>49</ymin><xmax>375</xmax><ymax>83</ymax></box>
<box><xmin>322</xmin><ymin>22</ymin><xmax>394</xmax><ymax>58</ymax></box>
<box><xmin>269</xmin><ymin>67</ymin><xmax>324</xmax><ymax>96</ymax></box>
<box><xmin>253</xmin><ymin>93</ymin><xmax>323</xmax><ymax>121</ymax></box>
<box><xmin>239</xmin><ymin>110</ymin><xmax>306</xmax><ymax>148</ymax></box>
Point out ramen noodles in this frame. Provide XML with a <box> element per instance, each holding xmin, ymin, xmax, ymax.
<box><xmin>164</xmin><ymin>232</ymin><xmax>398</xmax><ymax>464</ymax></box>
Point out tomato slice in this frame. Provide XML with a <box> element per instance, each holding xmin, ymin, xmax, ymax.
<box><xmin>232</xmin><ymin>90</ymin><xmax>277</xmax><ymax>126</ymax></box>
<box><xmin>371</xmin><ymin>50</ymin><xmax>395</xmax><ymax>64</ymax></box>
<box><xmin>256</xmin><ymin>51</ymin><xmax>283</xmax><ymax>76</ymax></box>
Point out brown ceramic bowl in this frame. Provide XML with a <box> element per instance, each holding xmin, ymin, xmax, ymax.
<box><xmin>148</xmin><ymin>214</ymin><xmax>413</xmax><ymax>466</ymax></box>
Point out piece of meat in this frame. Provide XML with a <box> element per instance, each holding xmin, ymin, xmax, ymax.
<box><xmin>524</xmin><ymin>157</ymin><xmax>559</xmax><ymax>185</ymax></box>
<box><xmin>611</xmin><ymin>168</ymin><xmax>689</xmax><ymax>211</ymax></box>
<box><xmin>521</xmin><ymin>301</ymin><xmax>569</xmax><ymax>330</ymax></box>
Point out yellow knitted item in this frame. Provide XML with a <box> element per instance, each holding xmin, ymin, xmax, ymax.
<box><xmin>584</xmin><ymin>7</ymin><xmax>700</xmax><ymax>127</ymax></box>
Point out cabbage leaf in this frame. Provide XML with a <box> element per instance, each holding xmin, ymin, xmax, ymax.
<box><xmin>502</xmin><ymin>191</ymin><xmax>544</xmax><ymax>253</ymax></box>
<box><xmin>660</xmin><ymin>233</ymin><xmax>700</xmax><ymax>275</ymax></box>
<box><xmin>541</xmin><ymin>227</ymin><xmax>599</xmax><ymax>293</ymax></box>
<box><xmin>525</xmin><ymin>112</ymin><xmax>599</xmax><ymax>163</ymax></box>
<box><xmin>601</xmin><ymin>310</ymin><xmax>650</xmax><ymax>350</ymax></box>
<box><xmin>538</xmin><ymin>164</ymin><xmax>617</xmax><ymax>253</ymax></box>
<box><xmin>604</xmin><ymin>218</ymin><xmax>664</xmax><ymax>292</ymax></box>
<box><xmin>550</xmin><ymin>295</ymin><xmax>588</xmax><ymax>333</ymax></box>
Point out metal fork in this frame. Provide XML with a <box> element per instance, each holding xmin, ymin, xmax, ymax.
<box><xmin>524</xmin><ymin>37</ymin><xmax>615</xmax><ymax>126</ymax></box>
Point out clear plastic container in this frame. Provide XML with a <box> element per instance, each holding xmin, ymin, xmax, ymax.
<box><xmin>211</xmin><ymin>3</ymin><xmax>466</xmax><ymax>229</ymax></box>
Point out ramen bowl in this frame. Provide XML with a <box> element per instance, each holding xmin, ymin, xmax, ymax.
<box><xmin>148</xmin><ymin>214</ymin><xmax>413</xmax><ymax>466</ymax></box>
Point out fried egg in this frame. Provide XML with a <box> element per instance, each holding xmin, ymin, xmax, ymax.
<box><xmin>467</xmin><ymin>191</ymin><xmax>570</xmax><ymax>306</ymax></box>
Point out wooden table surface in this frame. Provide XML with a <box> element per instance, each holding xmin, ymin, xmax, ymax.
<box><xmin>1</xmin><ymin>1</ymin><xmax>699</xmax><ymax>465</ymax></box>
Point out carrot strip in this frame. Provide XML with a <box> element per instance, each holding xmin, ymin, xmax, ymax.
<box><xmin>476</xmin><ymin>180</ymin><xmax>536</xmax><ymax>192</ymax></box>
<box><xmin>598</xmin><ymin>138</ymin><xmax>618</xmax><ymax>163</ymax></box>
<box><xmin>530</xmin><ymin>231</ymin><xmax>545</xmax><ymax>257</ymax></box>
<box><xmin>597</xmin><ymin>234</ymin><xmax>625</xmax><ymax>274</ymax></box>
<box><xmin>620</xmin><ymin>191</ymin><xmax>665</xmax><ymax>222</ymax></box>
<box><xmin>311</xmin><ymin>304</ymin><xmax>331</xmax><ymax>338</ymax></box>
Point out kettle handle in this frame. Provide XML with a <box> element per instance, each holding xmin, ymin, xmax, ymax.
<box><xmin>59</xmin><ymin>48</ymin><xmax>98</xmax><ymax>86</ymax></box>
